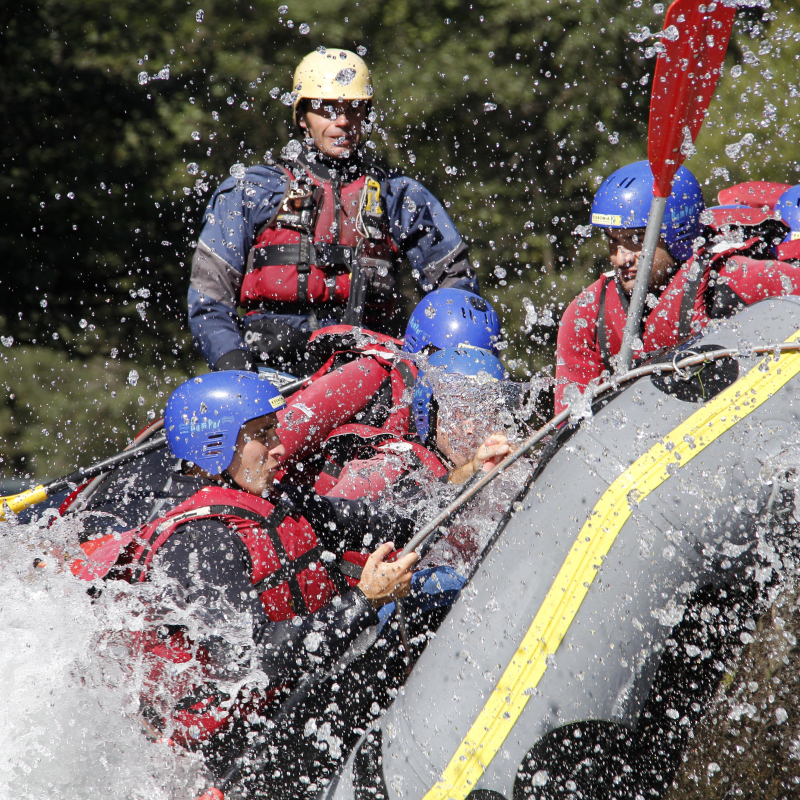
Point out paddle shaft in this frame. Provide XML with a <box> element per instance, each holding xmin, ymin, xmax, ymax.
<box><xmin>400</xmin><ymin>408</ymin><xmax>570</xmax><ymax>559</ymax></box>
<box><xmin>616</xmin><ymin>195</ymin><xmax>668</xmax><ymax>372</ymax></box>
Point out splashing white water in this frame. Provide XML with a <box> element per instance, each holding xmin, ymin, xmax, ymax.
<box><xmin>0</xmin><ymin>511</ymin><xmax>206</xmax><ymax>799</ymax></box>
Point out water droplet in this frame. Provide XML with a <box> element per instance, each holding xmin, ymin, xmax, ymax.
<box><xmin>211</xmin><ymin>110</ymin><xmax>219</xmax><ymax>121</ymax></box>
<box><xmin>157</xmin><ymin>66</ymin><xmax>170</xmax><ymax>80</ymax></box>
<box><xmin>730</xmin><ymin>64</ymin><xmax>742</xmax><ymax>78</ymax></box>
<box><xmin>278</xmin><ymin>4</ymin><xmax>288</xmax><ymax>13</ymax></box>
<box><xmin>776</xmin><ymin>707</ymin><xmax>789</xmax><ymax>724</ymax></box>
<box><xmin>196</xmin><ymin>9</ymin><xmax>204</xmax><ymax>22</ymax></box>
<box><xmin>127</xmin><ymin>370</ymin><xmax>139</xmax><ymax>387</ymax></box>
<box><xmin>680</xmin><ymin>126</ymin><xmax>696</xmax><ymax>157</ymax></box>
<box><xmin>424</xmin><ymin>305</ymin><xmax>436</xmax><ymax>319</ymax></box>
<box><xmin>357</xmin><ymin>45</ymin><xmax>367</xmax><ymax>56</ymax></box>
<box><xmin>40</xmin><ymin>299</ymin><xmax>48</xmax><ymax>309</ymax></box>
<box><xmin>137</xmin><ymin>71</ymin><xmax>149</xmax><ymax>85</ymax></box>
<box><xmin>280</xmin><ymin>92</ymin><xmax>294</xmax><ymax>106</ymax></box>
<box><xmin>532</xmin><ymin>771</ymin><xmax>549</xmax><ymax>787</ymax></box>
<box><xmin>240</xmin><ymin>101</ymin><xmax>249</xmax><ymax>110</ymax></box>
<box><xmin>462</xmin><ymin>74</ymin><xmax>470</xmax><ymax>82</ymax></box>
<box><xmin>67</xmin><ymin>191</ymin><xmax>75</xmax><ymax>199</ymax></box>
<box><xmin>494</xmin><ymin>266</ymin><xmax>507</xmax><ymax>279</ymax></box>
<box><xmin>191</xmin><ymin>131</ymin><xmax>201</xmax><ymax>142</ymax></box>
<box><xmin>484</xmin><ymin>102</ymin><xmax>497</xmax><ymax>111</ymax></box>
<box><xmin>1</xmin><ymin>335</ymin><xmax>14</xmax><ymax>347</ymax></box>
<box><xmin>230</xmin><ymin>163</ymin><xmax>246</xmax><ymax>180</ymax></box>
<box><xmin>270</xmin><ymin>87</ymin><xmax>280</xmax><ymax>99</ymax></box>
<box><xmin>299</xmin><ymin>22</ymin><xmax>310</xmax><ymax>34</ymax></box>
<box><xmin>227</xmin><ymin>96</ymin><xmax>235</xmax><ymax>105</ymax></box>
<box><xmin>79</xmin><ymin>319</ymin><xmax>88</xmax><ymax>329</ymax></box>
<box><xmin>335</xmin><ymin>68</ymin><xmax>356</xmax><ymax>86</ymax></box>
<box><xmin>663</xmin><ymin>25</ymin><xmax>679</xmax><ymax>42</ymax></box>
<box><xmin>187</xmin><ymin>162</ymin><xmax>199</xmax><ymax>175</ymax></box>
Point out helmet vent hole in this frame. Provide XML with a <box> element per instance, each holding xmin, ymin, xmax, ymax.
<box><xmin>619</xmin><ymin>177</ymin><xmax>636</xmax><ymax>188</ymax></box>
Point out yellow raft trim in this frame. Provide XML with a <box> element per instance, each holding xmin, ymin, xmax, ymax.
<box><xmin>424</xmin><ymin>333</ymin><xmax>800</xmax><ymax>800</ymax></box>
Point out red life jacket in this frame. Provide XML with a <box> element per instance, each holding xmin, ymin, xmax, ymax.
<box><xmin>241</xmin><ymin>158</ymin><xmax>399</xmax><ymax>313</ymax></box>
<box><xmin>592</xmin><ymin>241</ymin><xmax>796</xmax><ymax>371</ymax></box>
<box><xmin>776</xmin><ymin>238</ymin><xmax>800</xmax><ymax>264</ymax></box>
<box><xmin>315</xmin><ymin>423</ymin><xmax>448</xmax><ymax>499</ymax></box>
<box><xmin>70</xmin><ymin>485</ymin><xmax>352</xmax><ymax>748</ymax></box>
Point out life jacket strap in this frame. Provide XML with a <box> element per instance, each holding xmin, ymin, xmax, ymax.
<box><xmin>595</xmin><ymin>276</ymin><xmax>614</xmax><ymax>373</ymax></box>
<box><xmin>297</xmin><ymin>234</ymin><xmax>312</xmax><ymax>305</ymax></box>
<box><xmin>394</xmin><ymin>359</ymin><xmax>416</xmax><ymax>393</ymax></box>
<box><xmin>252</xmin><ymin>242</ymin><xmax>355</xmax><ymax>269</ymax></box>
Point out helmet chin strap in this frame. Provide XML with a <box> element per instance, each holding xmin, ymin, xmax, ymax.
<box><xmin>221</xmin><ymin>468</ymin><xmax>246</xmax><ymax>492</ymax></box>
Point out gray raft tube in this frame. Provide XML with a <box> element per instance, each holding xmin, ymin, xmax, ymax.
<box><xmin>327</xmin><ymin>295</ymin><xmax>800</xmax><ymax>800</ymax></box>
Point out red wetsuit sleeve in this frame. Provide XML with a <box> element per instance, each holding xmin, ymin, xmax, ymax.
<box><xmin>554</xmin><ymin>280</ymin><xmax>606</xmax><ymax>414</ymax></box>
<box><xmin>719</xmin><ymin>256</ymin><xmax>800</xmax><ymax>305</ymax></box>
<box><xmin>275</xmin><ymin>357</ymin><xmax>391</xmax><ymax>466</ymax></box>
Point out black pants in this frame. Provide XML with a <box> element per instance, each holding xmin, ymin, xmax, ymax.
<box><xmin>242</xmin><ymin>316</ymin><xmax>314</xmax><ymax>375</ymax></box>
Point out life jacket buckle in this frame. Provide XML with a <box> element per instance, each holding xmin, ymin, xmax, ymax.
<box><xmin>364</xmin><ymin>177</ymin><xmax>383</xmax><ymax>216</ymax></box>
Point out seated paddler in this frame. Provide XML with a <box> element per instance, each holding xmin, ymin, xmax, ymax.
<box><xmin>71</xmin><ymin>370</ymin><xmax>419</xmax><ymax>778</ymax></box>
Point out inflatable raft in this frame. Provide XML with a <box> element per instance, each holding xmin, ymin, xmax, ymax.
<box><xmin>322</xmin><ymin>295</ymin><xmax>800</xmax><ymax>800</ymax></box>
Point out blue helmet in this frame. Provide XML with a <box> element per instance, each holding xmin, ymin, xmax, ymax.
<box><xmin>775</xmin><ymin>185</ymin><xmax>800</xmax><ymax>243</ymax></box>
<box><xmin>403</xmin><ymin>289</ymin><xmax>501</xmax><ymax>354</ymax></box>
<box><xmin>412</xmin><ymin>347</ymin><xmax>507</xmax><ymax>444</ymax></box>
<box><xmin>165</xmin><ymin>371</ymin><xmax>287</xmax><ymax>474</ymax></box>
<box><xmin>591</xmin><ymin>161</ymin><xmax>705</xmax><ymax>263</ymax></box>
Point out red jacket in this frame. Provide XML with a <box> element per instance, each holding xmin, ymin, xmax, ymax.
<box><xmin>555</xmin><ymin>249</ymin><xmax>800</xmax><ymax>412</ymax></box>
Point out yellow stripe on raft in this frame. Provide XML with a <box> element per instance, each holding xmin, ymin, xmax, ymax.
<box><xmin>0</xmin><ymin>484</ymin><xmax>49</xmax><ymax>520</ymax></box>
<box><xmin>424</xmin><ymin>333</ymin><xmax>800</xmax><ymax>800</ymax></box>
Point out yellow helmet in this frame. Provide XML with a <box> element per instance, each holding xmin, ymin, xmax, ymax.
<box><xmin>292</xmin><ymin>49</ymin><xmax>373</xmax><ymax>124</ymax></box>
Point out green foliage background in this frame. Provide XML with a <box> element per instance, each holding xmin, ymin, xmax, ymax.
<box><xmin>2</xmin><ymin>0</ymin><xmax>799</xmax><ymax>478</ymax></box>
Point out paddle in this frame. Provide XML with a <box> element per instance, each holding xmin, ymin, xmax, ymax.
<box><xmin>0</xmin><ymin>376</ymin><xmax>312</xmax><ymax>521</ymax></box>
<box><xmin>616</xmin><ymin>0</ymin><xmax>736</xmax><ymax>371</ymax></box>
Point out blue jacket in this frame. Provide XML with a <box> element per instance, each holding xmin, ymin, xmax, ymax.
<box><xmin>189</xmin><ymin>146</ymin><xmax>478</xmax><ymax>368</ymax></box>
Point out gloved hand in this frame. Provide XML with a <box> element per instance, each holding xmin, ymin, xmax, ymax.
<box><xmin>213</xmin><ymin>349</ymin><xmax>255</xmax><ymax>372</ymax></box>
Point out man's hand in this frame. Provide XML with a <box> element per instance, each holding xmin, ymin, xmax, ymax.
<box><xmin>357</xmin><ymin>542</ymin><xmax>419</xmax><ymax>609</ymax></box>
<box><xmin>447</xmin><ymin>433</ymin><xmax>513</xmax><ymax>485</ymax></box>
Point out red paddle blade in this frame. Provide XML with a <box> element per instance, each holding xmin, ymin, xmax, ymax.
<box><xmin>648</xmin><ymin>0</ymin><xmax>736</xmax><ymax>197</ymax></box>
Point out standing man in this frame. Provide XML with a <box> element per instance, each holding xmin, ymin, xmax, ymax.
<box><xmin>189</xmin><ymin>48</ymin><xmax>478</xmax><ymax>376</ymax></box>
<box><xmin>555</xmin><ymin>161</ymin><xmax>800</xmax><ymax>413</ymax></box>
